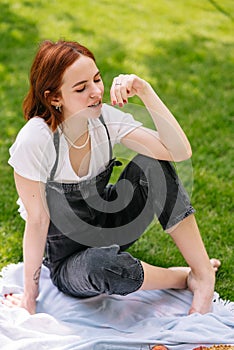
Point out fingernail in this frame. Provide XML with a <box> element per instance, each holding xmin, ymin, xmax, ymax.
<box><xmin>119</xmin><ymin>103</ymin><xmax>123</xmax><ymax>107</ymax></box>
<box><xmin>9</xmin><ymin>293</ymin><xmax>13</xmax><ymax>296</ymax></box>
<box><xmin>4</xmin><ymin>294</ymin><xmax>8</xmax><ymax>298</ymax></box>
<box><xmin>123</xmin><ymin>99</ymin><xmax>127</xmax><ymax>104</ymax></box>
<box><xmin>112</xmin><ymin>101</ymin><xmax>117</xmax><ymax>105</ymax></box>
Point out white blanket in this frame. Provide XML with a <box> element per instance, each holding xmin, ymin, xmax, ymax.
<box><xmin>0</xmin><ymin>263</ymin><xmax>233</xmax><ymax>350</ymax></box>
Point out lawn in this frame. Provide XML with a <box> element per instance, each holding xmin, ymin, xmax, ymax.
<box><xmin>0</xmin><ymin>0</ymin><xmax>233</xmax><ymax>301</ymax></box>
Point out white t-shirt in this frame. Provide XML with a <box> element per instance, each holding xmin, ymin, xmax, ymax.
<box><xmin>8</xmin><ymin>104</ymin><xmax>142</xmax><ymax>219</ymax></box>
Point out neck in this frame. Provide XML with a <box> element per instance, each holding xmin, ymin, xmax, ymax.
<box><xmin>63</xmin><ymin>114</ymin><xmax>89</xmax><ymax>144</ymax></box>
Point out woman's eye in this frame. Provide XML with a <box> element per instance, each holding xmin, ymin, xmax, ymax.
<box><xmin>76</xmin><ymin>86</ymin><xmax>85</xmax><ymax>93</ymax></box>
<box><xmin>75</xmin><ymin>77</ymin><xmax>101</xmax><ymax>92</ymax></box>
<box><xmin>94</xmin><ymin>77</ymin><xmax>102</xmax><ymax>83</ymax></box>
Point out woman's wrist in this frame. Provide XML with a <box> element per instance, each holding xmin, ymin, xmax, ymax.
<box><xmin>137</xmin><ymin>81</ymin><xmax>160</xmax><ymax>108</ymax></box>
<box><xmin>136</xmin><ymin>80</ymin><xmax>152</xmax><ymax>100</ymax></box>
<box><xmin>22</xmin><ymin>294</ymin><xmax>37</xmax><ymax>314</ymax></box>
<box><xmin>24</xmin><ymin>285</ymin><xmax>39</xmax><ymax>300</ymax></box>
<box><xmin>24</xmin><ymin>292</ymin><xmax>38</xmax><ymax>301</ymax></box>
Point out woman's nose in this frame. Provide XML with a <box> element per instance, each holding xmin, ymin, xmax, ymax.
<box><xmin>90</xmin><ymin>83</ymin><xmax>103</xmax><ymax>97</ymax></box>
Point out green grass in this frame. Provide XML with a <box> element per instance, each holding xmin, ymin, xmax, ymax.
<box><xmin>0</xmin><ymin>0</ymin><xmax>233</xmax><ymax>301</ymax></box>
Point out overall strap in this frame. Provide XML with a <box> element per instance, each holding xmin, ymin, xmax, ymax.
<box><xmin>49</xmin><ymin>114</ymin><xmax>112</xmax><ymax>181</ymax></box>
<box><xmin>99</xmin><ymin>114</ymin><xmax>113</xmax><ymax>160</ymax></box>
<box><xmin>49</xmin><ymin>130</ymin><xmax>60</xmax><ymax>181</ymax></box>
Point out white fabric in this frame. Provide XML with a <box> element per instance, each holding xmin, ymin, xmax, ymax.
<box><xmin>8</xmin><ymin>103</ymin><xmax>142</xmax><ymax>220</ymax></box>
<box><xmin>0</xmin><ymin>263</ymin><xmax>233</xmax><ymax>350</ymax></box>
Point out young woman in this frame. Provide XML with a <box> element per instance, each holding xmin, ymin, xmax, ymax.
<box><xmin>5</xmin><ymin>40</ymin><xmax>220</xmax><ymax>315</ymax></box>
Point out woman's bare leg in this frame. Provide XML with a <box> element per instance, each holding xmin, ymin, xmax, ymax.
<box><xmin>139</xmin><ymin>262</ymin><xmax>188</xmax><ymax>291</ymax></box>
<box><xmin>167</xmin><ymin>214</ymin><xmax>220</xmax><ymax>314</ymax></box>
<box><xmin>139</xmin><ymin>258</ymin><xmax>220</xmax><ymax>293</ymax></box>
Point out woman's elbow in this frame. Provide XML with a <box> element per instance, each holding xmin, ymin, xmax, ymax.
<box><xmin>26</xmin><ymin>211</ymin><xmax>50</xmax><ymax>229</ymax></box>
<box><xmin>173</xmin><ymin>147</ymin><xmax>192</xmax><ymax>162</ymax></box>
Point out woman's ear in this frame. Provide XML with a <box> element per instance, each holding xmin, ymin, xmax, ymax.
<box><xmin>44</xmin><ymin>90</ymin><xmax>51</xmax><ymax>101</ymax></box>
<box><xmin>44</xmin><ymin>90</ymin><xmax>61</xmax><ymax>107</ymax></box>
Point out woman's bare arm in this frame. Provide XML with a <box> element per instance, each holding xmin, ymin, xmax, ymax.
<box><xmin>4</xmin><ymin>172</ymin><xmax>50</xmax><ymax>314</ymax></box>
<box><xmin>110</xmin><ymin>74</ymin><xmax>192</xmax><ymax>162</ymax></box>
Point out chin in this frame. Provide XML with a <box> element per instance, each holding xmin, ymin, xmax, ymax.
<box><xmin>67</xmin><ymin>105</ymin><xmax>102</xmax><ymax>121</ymax></box>
<box><xmin>88</xmin><ymin>105</ymin><xmax>103</xmax><ymax>119</ymax></box>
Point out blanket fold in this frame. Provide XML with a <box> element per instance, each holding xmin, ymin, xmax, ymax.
<box><xmin>0</xmin><ymin>263</ymin><xmax>233</xmax><ymax>350</ymax></box>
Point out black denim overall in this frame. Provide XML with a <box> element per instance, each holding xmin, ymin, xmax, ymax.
<box><xmin>44</xmin><ymin>115</ymin><xmax>195</xmax><ymax>298</ymax></box>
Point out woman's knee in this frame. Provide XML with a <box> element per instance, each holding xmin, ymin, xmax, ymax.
<box><xmin>127</xmin><ymin>155</ymin><xmax>175</xmax><ymax>192</ymax></box>
<box><xmin>130</xmin><ymin>155</ymin><xmax>195</xmax><ymax>231</ymax></box>
<box><xmin>82</xmin><ymin>245</ymin><xmax>144</xmax><ymax>296</ymax></box>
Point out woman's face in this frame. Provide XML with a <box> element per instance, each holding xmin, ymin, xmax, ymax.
<box><xmin>58</xmin><ymin>55</ymin><xmax>104</xmax><ymax>120</ymax></box>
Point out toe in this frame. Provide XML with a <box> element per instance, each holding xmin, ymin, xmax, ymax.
<box><xmin>210</xmin><ymin>258</ymin><xmax>221</xmax><ymax>271</ymax></box>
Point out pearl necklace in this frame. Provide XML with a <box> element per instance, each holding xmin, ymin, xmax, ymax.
<box><xmin>64</xmin><ymin>132</ymin><xmax>90</xmax><ymax>149</ymax></box>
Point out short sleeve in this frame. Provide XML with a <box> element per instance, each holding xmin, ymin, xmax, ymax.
<box><xmin>8</xmin><ymin>118</ymin><xmax>56</xmax><ymax>183</ymax></box>
<box><xmin>101</xmin><ymin>104</ymin><xmax>142</xmax><ymax>144</ymax></box>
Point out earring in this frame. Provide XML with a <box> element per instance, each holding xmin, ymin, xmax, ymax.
<box><xmin>55</xmin><ymin>104</ymin><xmax>62</xmax><ymax>113</ymax></box>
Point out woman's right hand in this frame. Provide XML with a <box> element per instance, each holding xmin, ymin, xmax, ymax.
<box><xmin>110</xmin><ymin>73</ymin><xmax>149</xmax><ymax>106</ymax></box>
<box><xmin>3</xmin><ymin>293</ymin><xmax>37</xmax><ymax>315</ymax></box>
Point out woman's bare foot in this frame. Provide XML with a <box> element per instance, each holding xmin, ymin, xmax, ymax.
<box><xmin>187</xmin><ymin>258</ymin><xmax>221</xmax><ymax>314</ymax></box>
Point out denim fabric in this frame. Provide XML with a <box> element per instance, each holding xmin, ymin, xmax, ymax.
<box><xmin>51</xmin><ymin>245</ymin><xmax>144</xmax><ymax>297</ymax></box>
<box><xmin>44</xmin><ymin>154</ymin><xmax>195</xmax><ymax>297</ymax></box>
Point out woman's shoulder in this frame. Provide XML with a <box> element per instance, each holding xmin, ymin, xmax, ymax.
<box><xmin>19</xmin><ymin>117</ymin><xmax>51</xmax><ymax>134</ymax></box>
<box><xmin>9</xmin><ymin>117</ymin><xmax>55</xmax><ymax>182</ymax></box>
<box><xmin>15</xmin><ymin>117</ymin><xmax>52</xmax><ymax>145</ymax></box>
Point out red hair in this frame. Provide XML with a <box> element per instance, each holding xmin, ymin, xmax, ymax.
<box><xmin>23</xmin><ymin>40</ymin><xmax>96</xmax><ymax>131</ymax></box>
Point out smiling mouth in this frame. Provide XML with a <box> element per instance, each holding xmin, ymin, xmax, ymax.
<box><xmin>88</xmin><ymin>101</ymin><xmax>102</xmax><ymax>108</ymax></box>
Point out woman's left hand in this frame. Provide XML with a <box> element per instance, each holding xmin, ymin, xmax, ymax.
<box><xmin>110</xmin><ymin>74</ymin><xmax>149</xmax><ymax>107</ymax></box>
<box><xmin>2</xmin><ymin>293</ymin><xmax>37</xmax><ymax>315</ymax></box>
